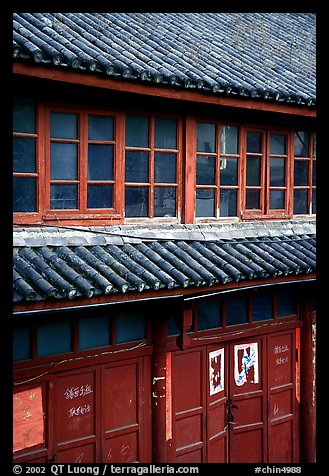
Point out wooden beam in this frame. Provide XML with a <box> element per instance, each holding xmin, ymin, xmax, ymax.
<box><xmin>13</xmin><ymin>62</ymin><xmax>316</xmax><ymax>118</ymax></box>
<box><xmin>13</xmin><ymin>274</ymin><xmax>316</xmax><ymax>314</ymax></box>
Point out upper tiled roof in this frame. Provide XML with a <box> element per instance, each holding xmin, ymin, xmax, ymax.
<box><xmin>13</xmin><ymin>12</ymin><xmax>316</xmax><ymax>106</ymax></box>
<box><xmin>13</xmin><ymin>220</ymin><xmax>316</xmax><ymax>304</ymax></box>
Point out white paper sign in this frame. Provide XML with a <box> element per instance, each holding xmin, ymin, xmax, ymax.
<box><xmin>234</xmin><ymin>342</ymin><xmax>259</xmax><ymax>387</ymax></box>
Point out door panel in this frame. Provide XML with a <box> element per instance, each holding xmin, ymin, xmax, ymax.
<box><xmin>172</xmin><ymin>348</ymin><xmax>205</xmax><ymax>462</ymax></box>
<box><xmin>268</xmin><ymin>330</ymin><xmax>297</xmax><ymax>462</ymax></box>
<box><xmin>101</xmin><ymin>357</ymin><xmax>151</xmax><ymax>463</ymax></box>
<box><xmin>229</xmin><ymin>337</ymin><xmax>267</xmax><ymax>463</ymax></box>
<box><xmin>54</xmin><ymin>368</ymin><xmax>98</xmax><ymax>463</ymax></box>
<box><xmin>207</xmin><ymin>344</ymin><xmax>228</xmax><ymax>462</ymax></box>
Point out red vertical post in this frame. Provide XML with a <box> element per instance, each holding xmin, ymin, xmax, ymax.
<box><xmin>151</xmin><ymin>311</ymin><xmax>169</xmax><ymax>463</ymax></box>
<box><xmin>300</xmin><ymin>299</ymin><xmax>316</xmax><ymax>462</ymax></box>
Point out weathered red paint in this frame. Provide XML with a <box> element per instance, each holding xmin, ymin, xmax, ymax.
<box><xmin>13</xmin><ymin>62</ymin><xmax>316</xmax><ymax>117</ymax></box>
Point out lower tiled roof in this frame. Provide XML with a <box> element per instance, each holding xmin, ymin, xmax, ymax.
<box><xmin>13</xmin><ymin>221</ymin><xmax>316</xmax><ymax>304</ymax></box>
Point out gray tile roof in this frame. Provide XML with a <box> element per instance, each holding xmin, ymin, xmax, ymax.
<box><xmin>13</xmin><ymin>12</ymin><xmax>316</xmax><ymax>106</ymax></box>
<box><xmin>13</xmin><ymin>220</ymin><xmax>316</xmax><ymax>304</ymax></box>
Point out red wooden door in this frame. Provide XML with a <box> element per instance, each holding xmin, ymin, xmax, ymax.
<box><xmin>229</xmin><ymin>337</ymin><xmax>267</xmax><ymax>463</ymax></box>
<box><xmin>267</xmin><ymin>329</ymin><xmax>298</xmax><ymax>462</ymax></box>
<box><xmin>207</xmin><ymin>344</ymin><xmax>228</xmax><ymax>462</ymax></box>
<box><xmin>53</xmin><ymin>366</ymin><xmax>99</xmax><ymax>463</ymax></box>
<box><xmin>101</xmin><ymin>356</ymin><xmax>152</xmax><ymax>463</ymax></box>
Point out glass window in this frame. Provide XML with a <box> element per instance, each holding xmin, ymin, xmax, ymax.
<box><xmin>88</xmin><ymin>115</ymin><xmax>113</xmax><ymax>141</ymax></box>
<box><xmin>167</xmin><ymin>316</ymin><xmax>180</xmax><ymax>335</ymax></box>
<box><xmin>13</xmin><ymin>138</ymin><xmax>36</xmax><ymax>173</ymax></box>
<box><xmin>125</xmin><ymin>151</ymin><xmax>149</xmax><ymax>183</ymax></box>
<box><xmin>225</xmin><ymin>296</ymin><xmax>248</xmax><ymax>325</ymax></box>
<box><xmin>154</xmin><ymin>153</ymin><xmax>176</xmax><ymax>183</ymax></box>
<box><xmin>312</xmin><ymin>160</ymin><xmax>316</xmax><ymax>186</ymax></box>
<box><xmin>50</xmin><ymin>112</ymin><xmax>78</xmax><ymax>139</ymax></box>
<box><xmin>87</xmin><ymin>184</ymin><xmax>113</xmax><ymax>209</ymax></box>
<box><xmin>197</xmin><ymin>123</ymin><xmax>215</xmax><ymax>153</ymax></box>
<box><xmin>294</xmin><ymin>189</ymin><xmax>308</xmax><ymax>214</ymax></box>
<box><xmin>88</xmin><ymin>144</ymin><xmax>114</xmax><ymax>181</ymax></box>
<box><xmin>294</xmin><ymin>131</ymin><xmax>309</xmax><ymax>157</ymax></box>
<box><xmin>270</xmin><ymin>158</ymin><xmax>285</xmax><ymax>187</ymax></box>
<box><xmin>126</xmin><ymin>115</ymin><xmax>149</xmax><ymax>147</ymax></box>
<box><xmin>220</xmin><ymin>157</ymin><xmax>238</xmax><ymax>185</ymax></box>
<box><xmin>50</xmin><ymin>184</ymin><xmax>78</xmax><ymax>209</ymax></box>
<box><xmin>125</xmin><ymin>186</ymin><xmax>148</xmax><ymax>217</ymax></box>
<box><xmin>247</xmin><ymin>132</ymin><xmax>262</xmax><ymax>153</ymax></box>
<box><xmin>294</xmin><ymin>161</ymin><xmax>309</xmax><ymax>186</ymax></box>
<box><xmin>78</xmin><ymin>316</ymin><xmax>110</xmax><ymax>350</ymax></box>
<box><xmin>115</xmin><ymin>311</ymin><xmax>145</xmax><ymax>343</ymax></box>
<box><xmin>220</xmin><ymin>126</ymin><xmax>238</xmax><ymax>154</ymax></box>
<box><xmin>13</xmin><ymin>326</ymin><xmax>30</xmax><ymax>361</ymax></box>
<box><xmin>196</xmin><ymin>189</ymin><xmax>215</xmax><ymax>217</ymax></box>
<box><xmin>197</xmin><ymin>299</ymin><xmax>221</xmax><ymax>330</ymax></box>
<box><xmin>50</xmin><ymin>143</ymin><xmax>78</xmax><ymax>180</ymax></box>
<box><xmin>154</xmin><ymin>187</ymin><xmax>176</xmax><ymax>217</ymax></box>
<box><xmin>277</xmin><ymin>292</ymin><xmax>297</xmax><ymax>318</ymax></box>
<box><xmin>196</xmin><ymin>156</ymin><xmax>216</xmax><ymax>185</ymax></box>
<box><xmin>270</xmin><ymin>134</ymin><xmax>286</xmax><ymax>155</ymax></box>
<box><xmin>13</xmin><ymin>177</ymin><xmax>37</xmax><ymax>212</ymax></box>
<box><xmin>220</xmin><ymin>189</ymin><xmax>237</xmax><ymax>217</ymax></box>
<box><xmin>246</xmin><ymin>189</ymin><xmax>260</xmax><ymax>209</ymax></box>
<box><xmin>13</xmin><ymin>96</ymin><xmax>36</xmax><ymax>134</ymax></box>
<box><xmin>252</xmin><ymin>292</ymin><xmax>273</xmax><ymax>321</ymax></box>
<box><xmin>312</xmin><ymin>189</ymin><xmax>316</xmax><ymax>214</ymax></box>
<box><xmin>246</xmin><ymin>156</ymin><xmax>261</xmax><ymax>186</ymax></box>
<box><xmin>154</xmin><ymin>117</ymin><xmax>176</xmax><ymax>149</ymax></box>
<box><xmin>270</xmin><ymin>190</ymin><xmax>285</xmax><ymax>209</ymax></box>
<box><xmin>37</xmin><ymin>320</ymin><xmax>72</xmax><ymax>357</ymax></box>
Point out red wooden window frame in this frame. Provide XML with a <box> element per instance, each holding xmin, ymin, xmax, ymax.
<box><xmin>124</xmin><ymin>113</ymin><xmax>182</xmax><ymax>222</ymax></box>
<box><xmin>293</xmin><ymin>131</ymin><xmax>316</xmax><ymax>216</ymax></box>
<box><xmin>241</xmin><ymin>128</ymin><xmax>291</xmax><ymax>220</ymax></box>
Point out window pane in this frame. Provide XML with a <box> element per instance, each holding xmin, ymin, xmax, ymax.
<box><xmin>197</xmin><ymin>299</ymin><xmax>221</xmax><ymax>330</ymax></box>
<box><xmin>50</xmin><ymin>143</ymin><xmax>78</xmax><ymax>180</ymax></box>
<box><xmin>220</xmin><ymin>189</ymin><xmax>237</xmax><ymax>217</ymax></box>
<box><xmin>13</xmin><ymin>138</ymin><xmax>36</xmax><ymax>173</ymax></box>
<box><xmin>88</xmin><ymin>115</ymin><xmax>113</xmax><ymax>141</ymax></box>
<box><xmin>13</xmin><ymin>96</ymin><xmax>35</xmax><ymax>134</ymax></box>
<box><xmin>270</xmin><ymin>158</ymin><xmax>285</xmax><ymax>187</ymax></box>
<box><xmin>13</xmin><ymin>177</ymin><xmax>37</xmax><ymax>212</ymax></box>
<box><xmin>294</xmin><ymin>131</ymin><xmax>309</xmax><ymax>157</ymax></box>
<box><xmin>78</xmin><ymin>316</ymin><xmax>110</xmax><ymax>350</ymax></box>
<box><xmin>277</xmin><ymin>292</ymin><xmax>296</xmax><ymax>317</ymax></box>
<box><xmin>246</xmin><ymin>156</ymin><xmax>261</xmax><ymax>186</ymax></box>
<box><xmin>154</xmin><ymin>152</ymin><xmax>176</xmax><ymax>183</ymax></box>
<box><xmin>13</xmin><ymin>326</ymin><xmax>30</xmax><ymax>361</ymax></box>
<box><xmin>312</xmin><ymin>189</ymin><xmax>316</xmax><ymax>214</ymax></box>
<box><xmin>225</xmin><ymin>296</ymin><xmax>248</xmax><ymax>325</ymax></box>
<box><xmin>247</xmin><ymin>132</ymin><xmax>262</xmax><ymax>153</ymax></box>
<box><xmin>50</xmin><ymin>112</ymin><xmax>77</xmax><ymax>139</ymax></box>
<box><xmin>125</xmin><ymin>151</ymin><xmax>149</xmax><ymax>183</ymax></box>
<box><xmin>270</xmin><ymin>134</ymin><xmax>286</xmax><ymax>155</ymax></box>
<box><xmin>196</xmin><ymin>189</ymin><xmax>215</xmax><ymax>217</ymax></box>
<box><xmin>125</xmin><ymin>186</ymin><xmax>148</xmax><ymax>217</ymax></box>
<box><xmin>312</xmin><ymin>134</ymin><xmax>316</xmax><ymax>157</ymax></box>
<box><xmin>312</xmin><ymin>160</ymin><xmax>316</xmax><ymax>186</ymax></box>
<box><xmin>116</xmin><ymin>311</ymin><xmax>145</xmax><ymax>343</ymax></box>
<box><xmin>196</xmin><ymin>156</ymin><xmax>216</xmax><ymax>185</ymax></box>
<box><xmin>87</xmin><ymin>184</ymin><xmax>113</xmax><ymax>209</ymax></box>
<box><xmin>167</xmin><ymin>316</ymin><xmax>180</xmax><ymax>335</ymax></box>
<box><xmin>197</xmin><ymin>123</ymin><xmax>215</xmax><ymax>153</ymax></box>
<box><xmin>294</xmin><ymin>189</ymin><xmax>308</xmax><ymax>214</ymax></box>
<box><xmin>294</xmin><ymin>160</ymin><xmax>309</xmax><ymax>186</ymax></box>
<box><xmin>154</xmin><ymin>117</ymin><xmax>176</xmax><ymax>149</ymax></box>
<box><xmin>88</xmin><ymin>144</ymin><xmax>113</xmax><ymax>180</ymax></box>
<box><xmin>246</xmin><ymin>189</ymin><xmax>260</xmax><ymax>209</ymax></box>
<box><xmin>220</xmin><ymin>157</ymin><xmax>238</xmax><ymax>185</ymax></box>
<box><xmin>126</xmin><ymin>115</ymin><xmax>149</xmax><ymax>147</ymax></box>
<box><xmin>37</xmin><ymin>320</ymin><xmax>71</xmax><ymax>357</ymax></box>
<box><xmin>270</xmin><ymin>190</ymin><xmax>285</xmax><ymax>209</ymax></box>
<box><xmin>154</xmin><ymin>187</ymin><xmax>176</xmax><ymax>217</ymax></box>
<box><xmin>220</xmin><ymin>125</ymin><xmax>238</xmax><ymax>154</ymax></box>
<box><xmin>50</xmin><ymin>184</ymin><xmax>78</xmax><ymax>209</ymax></box>
<box><xmin>252</xmin><ymin>292</ymin><xmax>273</xmax><ymax>321</ymax></box>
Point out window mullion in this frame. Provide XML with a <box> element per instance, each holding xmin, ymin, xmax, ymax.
<box><xmin>149</xmin><ymin>116</ymin><xmax>155</xmax><ymax>218</ymax></box>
